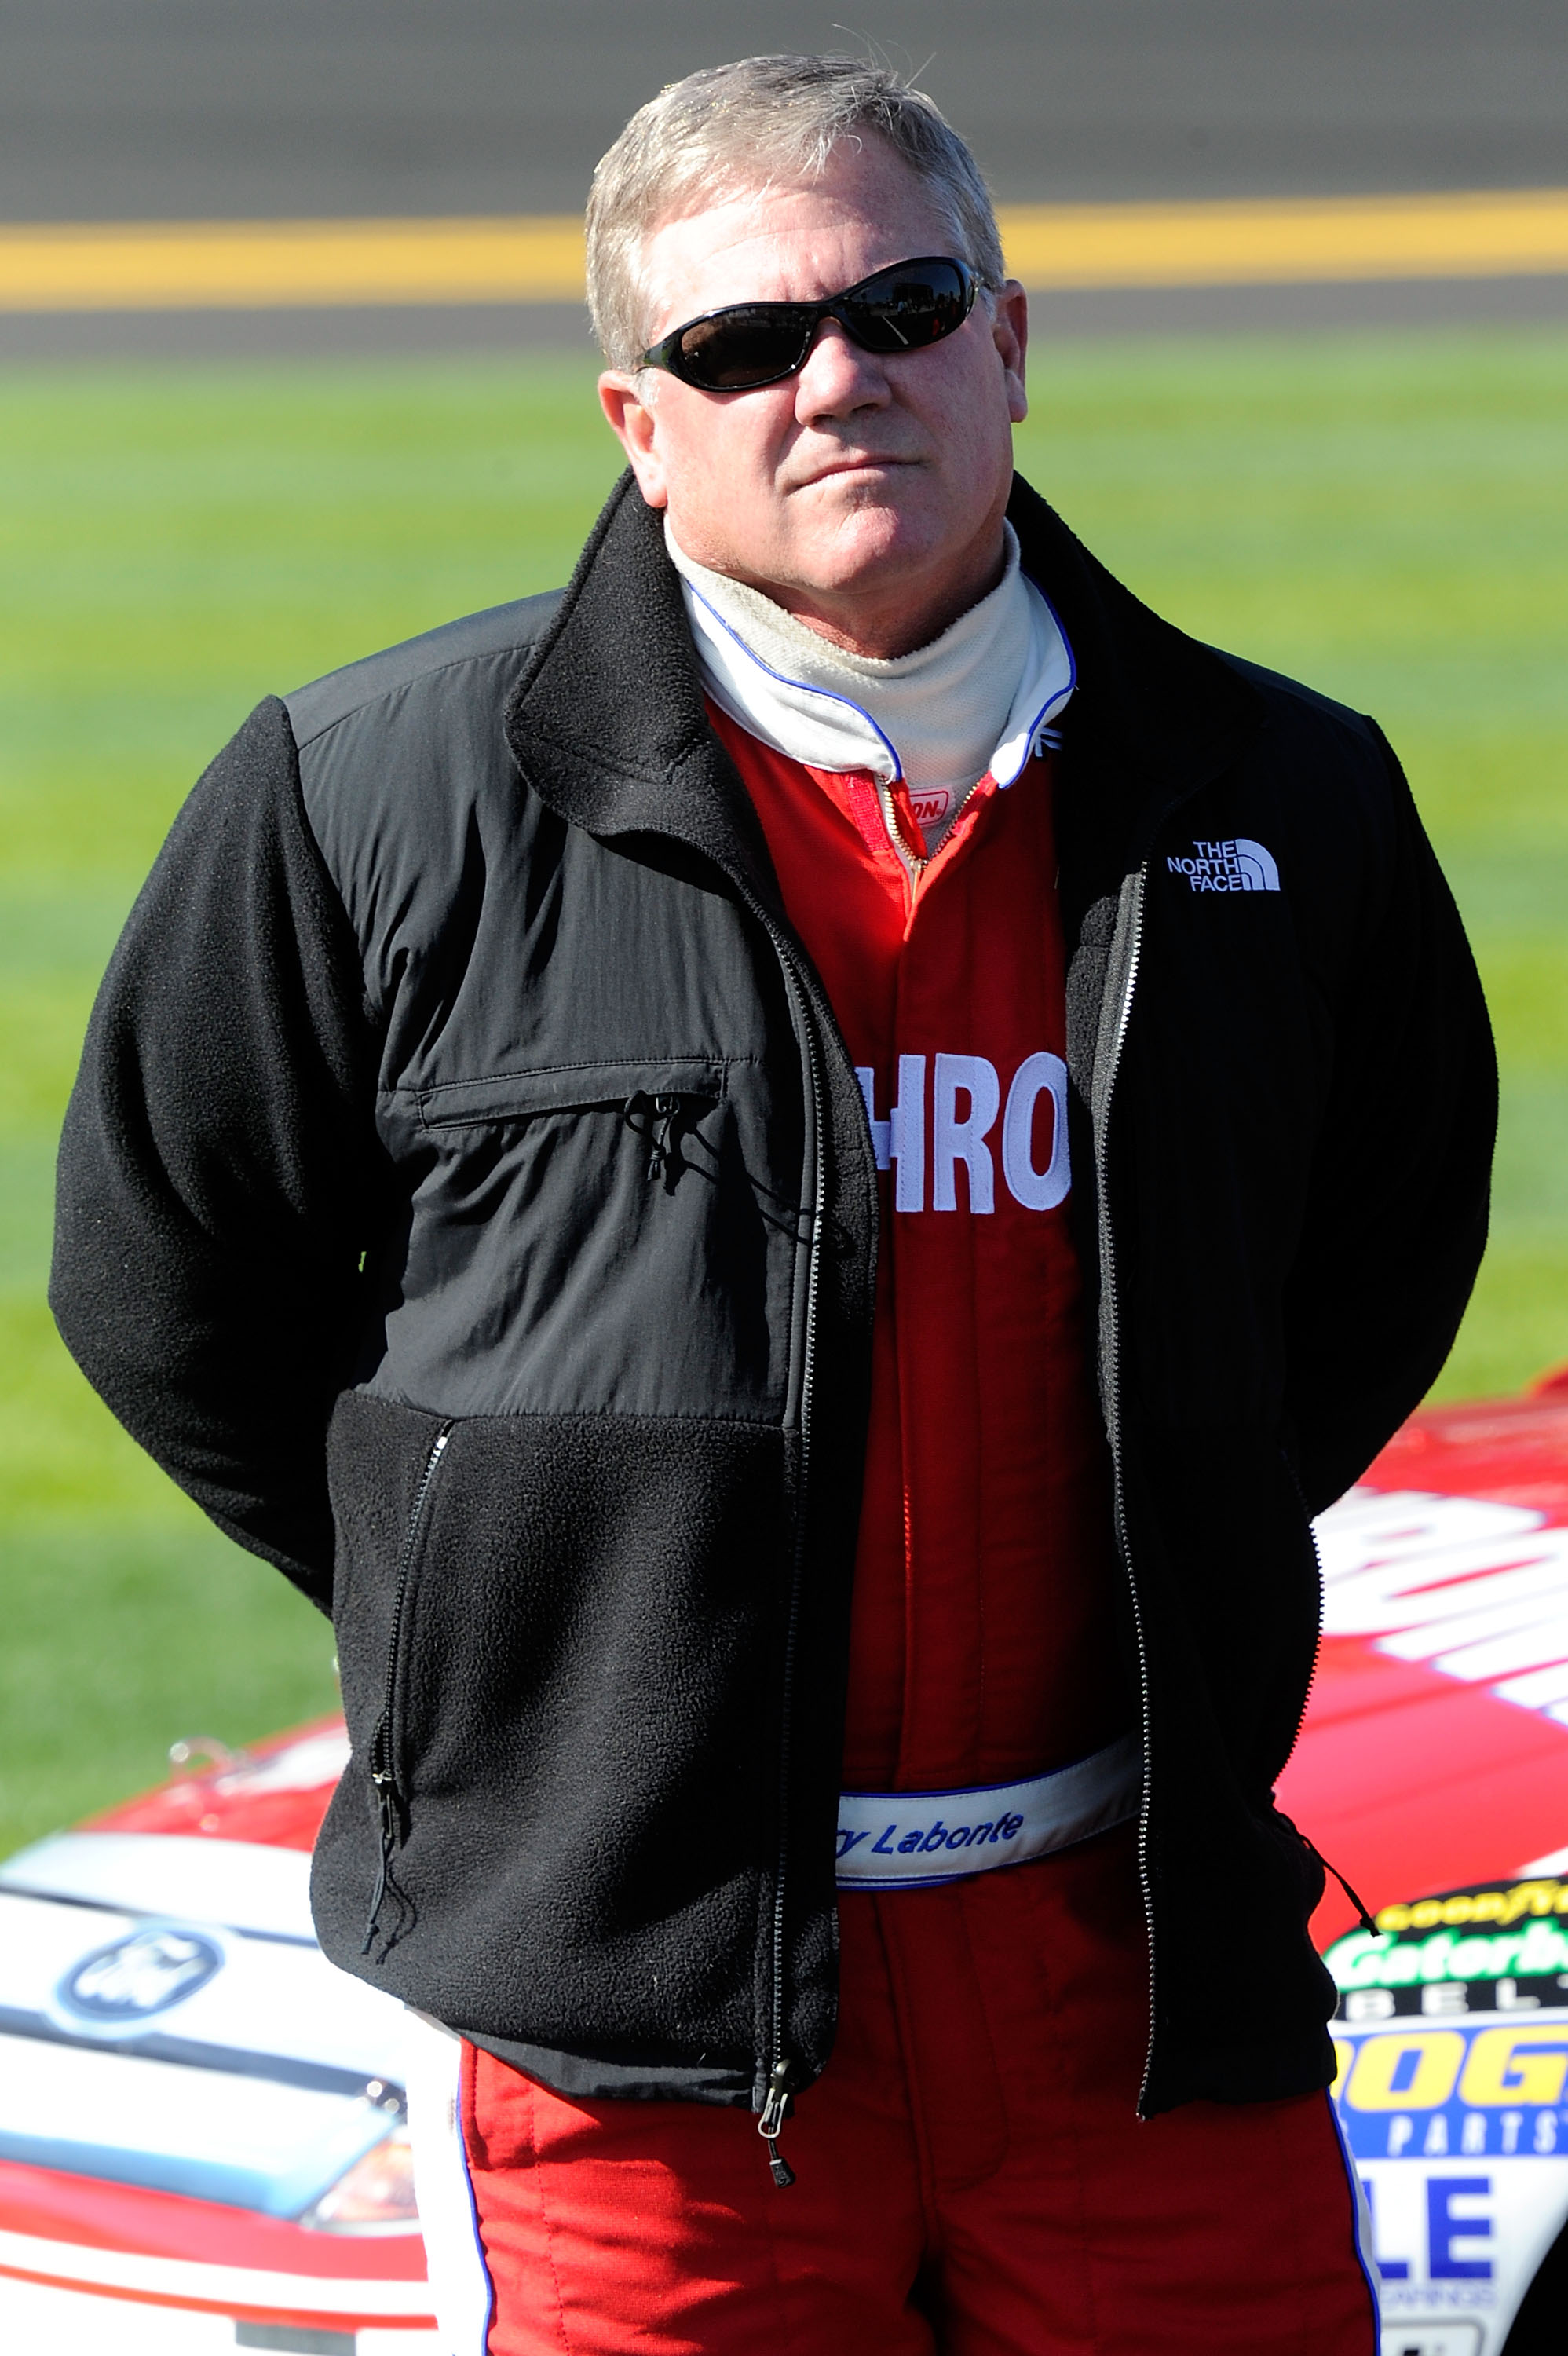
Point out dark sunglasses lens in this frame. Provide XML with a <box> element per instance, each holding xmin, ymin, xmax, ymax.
<box><xmin>672</xmin><ymin>307</ymin><xmax>813</xmax><ymax>390</ymax></box>
<box><xmin>660</xmin><ymin>262</ymin><xmax>973</xmax><ymax>388</ymax></box>
<box><xmin>841</xmin><ymin>261</ymin><xmax>972</xmax><ymax>351</ymax></box>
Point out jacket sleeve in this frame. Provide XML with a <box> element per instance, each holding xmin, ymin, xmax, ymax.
<box><xmin>49</xmin><ymin>695</ymin><xmax>383</xmax><ymax>1611</ymax></box>
<box><xmin>1284</xmin><ymin>723</ymin><xmax>1497</xmax><ymax>1516</ymax></box>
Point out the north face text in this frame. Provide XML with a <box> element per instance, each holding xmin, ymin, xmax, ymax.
<box><xmin>1168</xmin><ymin>836</ymin><xmax>1281</xmax><ymax>892</ymax></box>
<box><xmin>856</xmin><ymin>1053</ymin><xmax>1069</xmax><ymax>1213</ymax></box>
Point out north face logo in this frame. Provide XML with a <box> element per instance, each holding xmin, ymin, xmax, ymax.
<box><xmin>1168</xmin><ymin>837</ymin><xmax>1280</xmax><ymax>892</ymax></box>
<box><xmin>856</xmin><ymin>1052</ymin><xmax>1069</xmax><ymax>1214</ymax></box>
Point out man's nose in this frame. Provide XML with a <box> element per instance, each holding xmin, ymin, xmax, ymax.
<box><xmin>792</xmin><ymin>316</ymin><xmax>893</xmax><ymax>419</ymax></box>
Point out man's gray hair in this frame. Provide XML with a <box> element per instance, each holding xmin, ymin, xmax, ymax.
<box><xmin>587</xmin><ymin>54</ymin><xmax>1007</xmax><ymax>370</ymax></box>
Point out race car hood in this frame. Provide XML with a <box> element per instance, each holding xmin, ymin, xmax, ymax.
<box><xmin>1281</xmin><ymin>1377</ymin><xmax>1568</xmax><ymax>1946</ymax></box>
<box><xmin>0</xmin><ymin>1722</ymin><xmax>410</xmax><ymax>2219</ymax></box>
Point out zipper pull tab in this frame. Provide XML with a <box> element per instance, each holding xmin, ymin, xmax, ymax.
<box><xmin>361</xmin><ymin>1751</ymin><xmax>399</xmax><ymax>1956</ymax></box>
<box><xmin>758</xmin><ymin>2058</ymin><xmax>795</xmax><ymax>2188</ymax></box>
<box><xmin>645</xmin><ymin>1094</ymin><xmax>682</xmax><ymax>1187</ymax></box>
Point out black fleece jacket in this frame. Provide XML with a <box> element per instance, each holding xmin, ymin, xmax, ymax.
<box><xmin>51</xmin><ymin>472</ymin><xmax>1495</xmax><ymax>2124</ymax></box>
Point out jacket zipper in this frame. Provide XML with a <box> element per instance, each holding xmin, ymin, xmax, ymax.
<box><xmin>751</xmin><ymin>935</ymin><xmax>828</xmax><ymax>2189</ymax></box>
<box><xmin>1278</xmin><ymin>1457</ymin><xmax>1375</xmax><ymax>1927</ymax></box>
<box><xmin>1279</xmin><ymin>1452</ymin><xmax>1325</xmax><ymax>1774</ymax></box>
<box><xmin>1091</xmin><ymin>863</ymin><xmax>1158</xmax><ymax>2112</ymax></box>
<box><xmin>362</xmin><ymin>1420</ymin><xmax>452</xmax><ymax>1958</ymax></box>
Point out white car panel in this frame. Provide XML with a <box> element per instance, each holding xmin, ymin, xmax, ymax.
<box><xmin>0</xmin><ymin>2273</ymin><xmax>438</xmax><ymax>2356</ymax></box>
<box><xmin>0</xmin><ymin>1835</ymin><xmax>316</xmax><ymax>1941</ymax></box>
<box><xmin>1335</xmin><ymin>2003</ymin><xmax>1568</xmax><ymax>2353</ymax></box>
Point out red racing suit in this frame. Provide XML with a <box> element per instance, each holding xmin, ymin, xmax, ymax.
<box><xmin>714</xmin><ymin>712</ymin><xmax>1131</xmax><ymax>1794</ymax></box>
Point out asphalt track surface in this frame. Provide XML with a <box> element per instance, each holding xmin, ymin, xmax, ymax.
<box><xmin>3</xmin><ymin>0</ymin><xmax>1566</xmax><ymax>352</ymax></box>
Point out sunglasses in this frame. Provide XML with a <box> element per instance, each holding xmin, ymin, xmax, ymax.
<box><xmin>640</xmin><ymin>254</ymin><xmax>979</xmax><ymax>392</ymax></box>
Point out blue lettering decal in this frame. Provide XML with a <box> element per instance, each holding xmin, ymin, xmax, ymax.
<box><xmin>1389</xmin><ymin>2048</ymin><xmax>1424</xmax><ymax>2096</ymax></box>
<box><xmin>970</xmin><ymin>1821</ymin><xmax>994</xmax><ymax>1844</ymax></box>
<box><xmin>922</xmin><ymin>1820</ymin><xmax>951</xmax><ymax>1853</ymax></box>
<box><xmin>872</xmin><ymin>1823</ymin><xmax>899</xmax><ymax>1855</ymax></box>
<box><xmin>1427</xmin><ymin>2178</ymin><xmax>1493</xmax><ymax>2280</ymax></box>
<box><xmin>1361</xmin><ymin>2179</ymin><xmax>1408</xmax><ymax>2280</ymax></box>
<box><xmin>989</xmin><ymin>1813</ymin><xmax>1023</xmax><ymax>1843</ymax></box>
<box><xmin>947</xmin><ymin>1827</ymin><xmax>973</xmax><ymax>1849</ymax></box>
<box><xmin>897</xmin><ymin>1830</ymin><xmax>925</xmax><ymax>1854</ymax></box>
<box><xmin>835</xmin><ymin>1829</ymin><xmax>871</xmax><ymax>1859</ymax></box>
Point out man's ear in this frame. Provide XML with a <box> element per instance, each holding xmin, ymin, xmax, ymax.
<box><xmin>991</xmin><ymin>280</ymin><xmax>1029</xmax><ymax>426</ymax></box>
<box><xmin>598</xmin><ymin>372</ymin><xmax>670</xmax><ymax>507</ymax></box>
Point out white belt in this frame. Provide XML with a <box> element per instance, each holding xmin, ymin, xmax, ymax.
<box><xmin>835</xmin><ymin>1732</ymin><xmax>1142</xmax><ymax>1890</ymax></box>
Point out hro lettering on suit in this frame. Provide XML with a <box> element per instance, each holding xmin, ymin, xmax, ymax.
<box><xmin>855</xmin><ymin>1053</ymin><xmax>1069</xmax><ymax>1213</ymax></box>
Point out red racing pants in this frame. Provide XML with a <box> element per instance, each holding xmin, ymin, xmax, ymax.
<box><xmin>411</xmin><ymin>1827</ymin><xmax>1379</xmax><ymax>2354</ymax></box>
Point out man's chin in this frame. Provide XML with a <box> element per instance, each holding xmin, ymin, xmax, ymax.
<box><xmin>780</xmin><ymin>503</ymin><xmax>941</xmax><ymax>598</ymax></box>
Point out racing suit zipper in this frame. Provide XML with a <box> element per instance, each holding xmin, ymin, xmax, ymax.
<box><xmin>873</xmin><ymin>770</ymin><xmax>985</xmax><ymax>888</ymax></box>
<box><xmin>875</xmin><ymin>773</ymin><xmax>924</xmax><ymax>886</ymax></box>
<box><xmin>1091</xmin><ymin>863</ymin><xmax>1159</xmax><ymax>2111</ymax></box>
<box><xmin>362</xmin><ymin>1421</ymin><xmax>452</xmax><ymax>1958</ymax></box>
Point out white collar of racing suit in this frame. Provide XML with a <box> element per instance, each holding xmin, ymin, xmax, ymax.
<box><xmin>666</xmin><ymin>518</ymin><xmax>1076</xmax><ymax>854</ymax></box>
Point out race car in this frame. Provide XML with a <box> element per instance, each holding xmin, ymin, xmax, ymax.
<box><xmin>2</xmin><ymin>1367</ymin><xmax>1567</xmax><ymax>2354</ymax></box>
<box><xmin>1278</xmin><ymin>1363</ymin><xmax>1568</xmax><ymax>2356</ymax></box>
<box><xmin>0</xmin><ymin>1721</ymin><xmax>437</xmax><ymax>2353</ymax></box>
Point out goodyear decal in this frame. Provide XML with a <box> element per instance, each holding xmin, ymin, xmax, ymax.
<box><xmin>1332</xmin><ymin>2016</ymin><xmax>1568</xmax><ymax>2161</ymax></box>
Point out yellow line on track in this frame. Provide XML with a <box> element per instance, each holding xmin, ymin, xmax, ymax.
<box><xmin>1001</xmin><ymin>190</ymin><xmax>1568</xmax><ymax>288</ymax></box>
<box><xmin>1</xmin><ymin>192</ymin><xmax>1566</xmax><ymax>312</ymax></box>
<box><xmin>0</xmin><ymin>216</ymin><xmax>588</xmax><ymax>310</ymax></box>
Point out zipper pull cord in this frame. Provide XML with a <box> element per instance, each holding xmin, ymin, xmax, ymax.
<box><xmin>647</xmin><ymin>1094</ymin><xmax>682</xmax><ymax>1186</ymax></box>
<box><xmin>1310</xmin><ymin>1841</ymin><xmax>1380</xmax><ymax>1937</ymax></box>
<box><xmin>623</xmin><ymin>1092</ymin><xmax>684</xmax><ymax>1187</ymax></box>
<box><xmin>361</xmin><ymin>1740</ymin><xmax>398</xmax><ymax>1956</ymax></box>
<box><xmin>758</xmin><ymin>2058</ymin><xmax>796</xmax><ymax>2189</ymax></box>
<box><xmin>360</xmin><ymin>1420</ymin><xmax>449</xmax><ymax>1962</ymax></box>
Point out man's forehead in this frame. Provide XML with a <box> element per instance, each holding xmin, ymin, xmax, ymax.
<box><xmin>638</xmin><ymin>149</ymin><xmax>952</xmax><ymax>335</ymax></box>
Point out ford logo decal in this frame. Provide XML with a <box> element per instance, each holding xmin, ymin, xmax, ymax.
<box><xmin>57</xmin><ymin>1925</ymin><xmax>224</xmax><ymax>2025</ymax></box>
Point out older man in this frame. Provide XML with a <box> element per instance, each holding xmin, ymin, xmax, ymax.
<box><xmin>53</xmin><ymin>53</ymin><xmax>1493</xmax><ymax>2356</ymax></box>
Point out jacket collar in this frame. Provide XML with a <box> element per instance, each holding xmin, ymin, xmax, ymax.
<box><xmin>505</xmin><ymin>467</ymin><xmax>1267</xmax><ymax>912</ymax></box>
<box><xmin>1003</xmin><ymin>476</ymin><xmax>1267</xmax><ymax>913</ymax></box>
<box><xmin>504</xmin><ymin>472</ymin><xmax>785</xmax><ymax>913</ymax></box>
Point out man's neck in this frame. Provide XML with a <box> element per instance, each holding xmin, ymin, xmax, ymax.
<box><xmin>667</xmin><ymin>518</ymin><xmax>1077</xmax><ymax>856</ymax></box>
<box><xmin>672</xmin><ymin>523</ymin><xmax>1011</xmax><ymax>660</ymax></box>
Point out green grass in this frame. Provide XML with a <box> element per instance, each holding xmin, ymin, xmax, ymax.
<box><xmin>2</xmin><ymin>328</ymin><xmax>1566</xmax><ymax>1853</ymax></box>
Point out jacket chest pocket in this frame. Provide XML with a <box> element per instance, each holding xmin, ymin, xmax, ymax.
<box><xmin>415</xmin><ymin>1058</ymin><xmax>727</xmax><ymax>1139</ymax></box>
<box><xmin>378</xmin><ymin>1055</ymin><xmax>799</xmax><ymax>1421</ymax></box>
<box><xmin>413</xmin><ymin>1058</ymin><xmax>732</xmax><ymax>1228</ymax></box>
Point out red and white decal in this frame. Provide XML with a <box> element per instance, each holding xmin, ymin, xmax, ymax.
<box><xmin>1277</xmin><ymin>1388</ymin><xmax>1568</xmax><ymax>1946</ymax></box>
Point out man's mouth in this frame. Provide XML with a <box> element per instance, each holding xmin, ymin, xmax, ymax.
<box><xmin>796</xmin><ymin>455</ymin><xmax>918</xmax><ymax>486</ymax></box>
